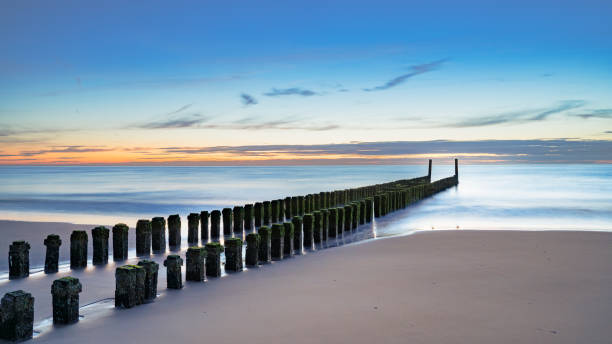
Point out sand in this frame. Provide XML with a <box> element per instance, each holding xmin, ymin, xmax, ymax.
<box><xmin>0</xmin><ymin>223</ymin><xmax>611</xmax><ymax>343</ymax></box>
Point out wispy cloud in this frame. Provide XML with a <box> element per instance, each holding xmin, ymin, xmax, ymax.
<box><xmin>20</xmin><ymin>145</ymin><xmax>114</xmax><ymax>157</ymax></box>
<box><xmin>166</xmin><ymin>104</ymin><xmax>192</xmax><ymax>115</ymax></box>
<box><xmin>241</xmin><ymin>93</ymin><xmax>258</xmax><ymax>106</ymax></box>
<box><xmin>449</xmin><ymin>100</ymin><xmax>586</xmax><ymax>127</ymax></box>
<box><xmin>572</xmin><ymin>109</ymin><xmax>612</xmax><ymax>119</ymax></box>
<box><xmin>136</xmin><ymin>114</ymin><xmax>208</xmax><ymax>129</ymax></box>
<box><xmin>605</xmin><ymin>130</ymin><xmax>612</xmax><ymax>134</ymax></box>
<box><xmin>264</xmin><ymin>88</ymin><xmax>317</xmax><ymax>97</ymax></box>
<box><xmin>364</xmin><ymin>59</ymin><xmax>447</xmax><ymax>92</ymax></box>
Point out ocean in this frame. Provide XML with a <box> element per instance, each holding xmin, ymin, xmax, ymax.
<box><xmin>0</xmin><ymin>164</ymin><xmax>610</xmax><ymax>237</ymax></box>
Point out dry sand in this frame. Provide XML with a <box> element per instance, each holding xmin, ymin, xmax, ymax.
<box><xmin>1</xmin><ymin>222</ymin><xmax>611</xmax><ymax>343</ymax></box>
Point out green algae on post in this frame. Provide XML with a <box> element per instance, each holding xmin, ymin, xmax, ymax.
<box><xmin>137</xmin><ymin>260</ymin><xmax>159</xmax><ymax>301</ymax></box>
<box><xmin>115</xmin><ymin>264</ymin><xmax>146</xmax><ymax>307</ymax></box>
<box><xmin>0</xmin><ymin>290</ymin><xmax>34</xmax><ymax>341</ymax></box>
<box><xmin>258</xmin><ymin>226</ymin><xmax>272</xmax><ymax>264</ymax></box>
<box><xmin>245</xmin><ymin>233</ymin><xmax>260</xmax><ymax>267</ymax></box>
<box><xmin>91</xmin><ymin>226</ymin><xmax>109</xmax><ymax>265</ymax></box>
<box><xmin>205</xmin><ymin>242</ymin><xmax>223</xmax><ymax>277</ymax></box>
<box><xmin>163</xmin><ymin>255</ymin><xmax>183</xmax><ymax>289</ymax></box>
<box><xmin>225</xmin><ymin>238</ymin><xmax>243</xmax><ymax>272</ymax></box>
<box><xmin>271</xmin><ymin>224</ymin><xmax>285</xmax><ymax>260</ymax></box>
<box><xmin>283</xmin><ymin>221</ymin><xmax>295</xmax><ymax>257</ymax></box>
<box><xmin>51</xmin><ymin>276</ymin><xmax>82</xmax><ymax>325</ymax></box>
<box><xmin>186</xmin><ymin>247</ymin><xmax>206</xmax><ymax>282</ymax></box>
<box><xmin>112</xmin><ymin>223</ymin><xmax>129</xmax><ymax>261</ymax></box>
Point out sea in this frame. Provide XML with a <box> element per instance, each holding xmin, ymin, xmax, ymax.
<box><xmin>0</xmin><ymin>164</ymin><xmax>610</xmax><ymax>237</ymax></box>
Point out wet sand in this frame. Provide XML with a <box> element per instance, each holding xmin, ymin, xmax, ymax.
<box><xmin>1</xmin><ymin>225</ymin><xmax>609</xmax><ymax>343</ymax></box>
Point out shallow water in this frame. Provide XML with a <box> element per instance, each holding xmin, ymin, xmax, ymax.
<box><xmin>0</xmin><ymin>164</ymin><xmax>610</xmax><ymax>232</ymax></box>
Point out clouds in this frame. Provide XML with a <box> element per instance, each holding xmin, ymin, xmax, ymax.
<box><xmin>19</xmin><ymin>145</ymin><xmax>114</xmax><ymax>157</ymax></box>
<box><xmin>264</xmin><ymin>88</ymin><xmax>317</xmax><ymax>97</ymax></box>
<box><xmin>448</xmin><ymin>100</ymin><xmax>586</xmax><ymax>127</ymax></box>
<box><xmin>241</xmin><ymin>93</ymin><xmax>258</xmax><ymax>106</ymax></box>
<box><xmin>364</xmin><ymin>59</ymin><xmax>447</xmax><ymax>92</ymax></box>
<box><xmin>573</xmin><ymin>109</ymin><xmax>612</xmax><ymax>119</ymax></box>
<box><xmin>136</xmin><ymin>114</ymin><xmax>208</xmax><ymax>129</ymax></box>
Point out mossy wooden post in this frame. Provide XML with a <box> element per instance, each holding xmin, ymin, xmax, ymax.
<box><xmin>428</xmin><ymin>159</ymin><xmax>432</xmax><ymax>182</ymax></box>
<box><xmin>283</xmin><ymin>222</ymin><xmax>295</xmax><ymax>257</ymax></box>
<box><xmin>70</xmin><ymin>231</ymin><xmax>87</xmax><ymax>269</ymax></box>
<box><xmin>270</xmin><ymin>200</ymin><xmax>279</xmax><ymax>223</ymax></box>
<box><xmin>8</xmin><ymin>241</ymin><xmax>30</xmax><ymax>280</ymax></box>
<box><xmin>233</xmin><ymin>206</ymin><xmax>244</xmax><ymax>234</ymax></box>
<box><xmin>151</xmin><ymin>217</ymin><xmax>166</xmax><ymax>252</ymax></box>
<box><xmin>186</xmin><ymin>247</ymin><xmax>206</xmax><ymax>282</ymax></box>
<box><xmin>270</xmin><ymin>224</ymin><xmax>285</xmax><ymax>261</ymax></box>
<box><xmin>112</xmin><ymin>223</ymin><xmax>129</xmax><ymax>261</ymax></box>
<box><xmin>200</xmin><ymin>211</ymin><xmax>210</xmax><ymax>241</ymax></box>
<box><xmin>210</xmin><ymin>210</ymin><xmax>221</xmax><ymax>239</ymax></box>
<box><xmin>136</xmin><ymin>219</ymin><xmax>152</xmax><ymax>257</ymax></box>
<box><xmin>351</xmin><ymin>203</ymin><xmax>359</xmax><ymax>229</ymax></box>
<box><xmin>366</xmin><ymin>198</ymin><xmax>373</xmax><ymax>223</ymax></box>
<box><xmin>284</xmin><ymin>197</ymin><xmax>292</xmax><ymax>220</ymax></box>
<box><xmin>168</xmin><ymin>214</ymin><xmax>181</xmax><ymax>247</ymax></box>
<box><xmin>222</xmin><ymin>208</ymin><xmax>233</xmax><ymax>236</ymax></box>
<box><xmin>304</xmin><ymin>195</ymin><xmax>312</xmax><ymax>214</ymax></box>
<box><xmin>137</xmin><ymin>260</ymin><xmax>159</xmax><ymax>301</ymax></box>
<box><xmin>455</xmin><ymin>158</ymin><xmax>459</xmax><ymax>183</ymax></box>
<box><xmin>359</xmin><ymin>200</ymin><xmax>366</xmax><ymax>225</ymax></box>
<box><xmin>319</xmin><ymin>192</ymin><xmax>327</xmax><ymax>209</ymax></box>
<box><xmin>205</xmin><ymin>243</ymin><xmax>223</xmax><ymax>277</ymax></box>
<box><xmin>343</xmin><ymin>205</ymin><xmax>352</xmax><ymax>232</ymax></box>
<box><xmin>263</xmin><ymin>201</ymin><xmax>271</xmax><ymax>225</ymax></box>
<box><xmin>277</xmin><ymin>199</ymin><xmax>285</xmax><ymax>222</ymax></box>
<box><xmin>302</xmin><ymin>214</ymin><xmax>314</xmax><ymax>250</ymax></box>
<box><xmin>313</xmin><ymin>193</ymin><xmax>320</xmax><ymax>211</ymax></box>
<box><xmin>0</xmin><ymin>290</ymin><xmax>34</xmax><ymax>341</ymax></box>
<box><xmin>44</xmin><ymin>235</ymin><xmax>61</xmax><ymax>274</ymax></box>
<box><xmin>253</xmin><ymin>202</ymin><xmax>263</xmax><ymax>228</ymax></box>
<box><xmin>290</xmin><ymin>197</ymin><xmax>298</xmax><ymax>219</ymax></box>
<box><xmin>313</xmin><ymin>211</ymin><xmax>323</xmax><ymax>245</ymax></box>
<box><xmin>115</xmin><ymin>265</ymin><xmax>146</xmax><ymax>307</ymax></box>
<box><xmin>225</xmin><ymin>238</ymin><xmax>243</xmax><ymax>272</ymax></box>
<box><xmin>337</xmin><ymin>207</ymin><xmax>344</xmax><ymax>237</ymax></box>
<box><xmin>163</xmin><ymin>255</ymin><xmax>183</xmax><ymax>289</ymax></box>
<box><xmin>297</xmin><ymin>196</ymin><xmax>305</xmax><ymax>216</ymax></box>
<box><xmin>321</xmin><ymin>209</ymin><xmax>329</xmax><ymax>241</ymax></box>
<box><xmin>51</xmin><ymin>276</ymin><xmax>82</xmax><ymax>324</ymax></box>
<box><xmin>291</xmin><ymin>217</ymin><xmax>303</xmax><ymax>255</ymax></box>
<box><xmin>187</xmin><ymin>213</ymin><xmax>200</xmax><ymax>244</ymax></box>
<box><xmin>244</xmin><ymin>204</ymin><xmax>253</xmax><ymax>230</ymax></box>
<box><xmin>328</xmin><ymin>208</ymin><xmax>338</xmax><ymax>238</ymax></box>
<box><xmin>92</xmin><ymin>226</ymin><xmax>109</xmax><ymax>265</ymax></box>
<box><xmin>258</xmin><ymin>227</ymin><xmax>271</xmax><ymax>264</ymax></box>
<box><xmin>245</xmin><ymin>233</ymin><xmax>260</xmax><ymax>267</ymax></box>
<box><xmin>374</xmin><ymin>195</ymin><xmax>381</xmax><ymax>218</ymax></box>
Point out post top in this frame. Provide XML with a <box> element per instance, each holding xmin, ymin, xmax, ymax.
<box><xmin>224</xmin><ymin>237</ymin><xmax>243</xmax><ymax>247</ymax></box>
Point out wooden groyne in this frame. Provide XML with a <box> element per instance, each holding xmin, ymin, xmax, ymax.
<box><xmin>0</xmin><ymin>160</ymin><xmax>459</xmax><ymax>341</ymax></box>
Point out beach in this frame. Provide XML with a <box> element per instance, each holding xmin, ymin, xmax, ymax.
<box><xmin>1</xmin><ymin>222</ymin><xmax>610</xmax><ymax>343</ymax></box>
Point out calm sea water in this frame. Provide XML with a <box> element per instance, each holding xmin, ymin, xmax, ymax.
<box><xmin>0</xmin><ymin>164</ymin><xmax>610</xmax><ymax>234</ymax></box>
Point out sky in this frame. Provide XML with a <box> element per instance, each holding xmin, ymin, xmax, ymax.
<box><xmin>1</xmin><ymin>0</ymin><xmax>611</xmax><ymax>165</ymax></box>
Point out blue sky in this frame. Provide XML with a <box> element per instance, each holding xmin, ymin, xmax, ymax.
<box><xmin>1</xmin><ymin>0</ymin><xmax>611</xmax><ymax>164</ymax></box>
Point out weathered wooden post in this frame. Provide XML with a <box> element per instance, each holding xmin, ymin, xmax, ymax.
<box><xmin>137</xmin><ymin>260</ymin><xmax>159</xmax><ymax>301</ymax></box>
<box><xmin>186</xmin><ymin>247</ymin><xmax>206</xmax><ymax>282</ymax></box>
<box><xmin>283</xmin><ymin>222</ymin><xmax>295</xmax><ymax>258</ymax></box>
<box><xmin>428</xmin><ymin>159</ymin><xmax>432</xmax><ymax>182</ymax></box>
<box><xmin>244</xmin><ymin>204</ymin><xmax>253</xmax><ymax>230</ymax></box>
<box><xmin>270</xmin><ymin>200</ymin><xmax>279</xmax><ymax>223</ymax></box>
<box><xmin>200</xmin><ymin>211</ymin><xmax>210</xmax><ymax>241</ymax></box>
<box><xmin>233</xmin><ymin>206</ymin><xmax>244</xmax><ymax>234</ymax></box>
<box><xmin>258</xmin><ymin>226</ymin><xmax>271</xmax><ymax>264</ymax></box>
<box><xmin>112</xmin><ymin>223</ymin><xmax>129</xmax><ymax>261</ymax></box>
<box><xmin>51</xmin><ymin>276</ymin><xmax>82</xmax><ymax>324</ymax></box>
<box><xmin>92</xmin><ymin>226</ymin><xmax>109</xmax><ymax>265</ymax></box>
<box><xmin>151</xmin><ymin>217</ymin><xmax>166</xmax><ymax>252</ymax></box>
<box><xmin>319</xmin><ymin>192</ymin><xmax>327</xmax><ymax>209</ymax></box>
<box><xmin>314</xmin><ymin>193</ymin><xmax>321</xmax><ymax>211</ymax></box>
<box><xmin>359</xmin><ymin>200</ymin><xmax>366</xmax><ymax>225</ymax></box>
<box><xmin>245</xmin><ymin>233</ymin><xmax>260</xmax><ymax>267</ymax></box>
<box><xmin>351</xmin><ymin>203</ymin><xmax>359</xmax><ymax>229</ymax></box>
<box><xmin>163</xmin><ymin>255</ymin><xmax>183</xmax><ymax>289</ymax></box>
<box><xmin>187</xmin><ymin>213</ymin><xmax>200</xmax><ymax>243</ymax></box>
<box><xmin>115</xmin><ymin>265</ymin><xmax>145</xmax><ymax>307</ymax></box>
<box><xmin>343</xmin><ymin>205</ymin><xmax>352</xmax><ymax>232</ymax></box>
<box><xmin>321</xmin><ymin>209</ymin><xmax>329</xmax><ymax>241</ymax></box>
<box><xmin>328</xmin><ymin>208</ymin><xmax>338</xmax><ymax>238</ymax></box>
<box><xmin>455</xmin><ymin>158</ymin><xmax>459</xmax><ymax>183</ymax></box>
<box><xmin>136</xmin><ymin>219</ymin><xmax>152</xmax><ymax>257</ymax></box>
<box><xmin>297</xmin><ymin>196</ymin><xmax>305</xmax><ymax>215</ymax></box>
<box><xmin>168</xmin><ymin>214</ymin><xmax>181</xmax><ymax>247</ymax></box>
<box><xmin>337</xmin><ymin>207</ymin><xmax>344</xmax><ymax>237</ymax></box>
<box><xmin>374</xmin><ymin>195</ymin><xmax>381</xmax><ymax>218</ymax></box>
<box><xmin>263</xmin><ymin>201</ymin><xmax>271</xmax><ymax>225</ymax></box>
<box><xmin>304</xmin><ymin>195</ymin><xmax>312</xmax><ymax>214</ymax></box>
<box><xmin>313</xmin><ymin>211</ymin><xmax>323</xmax><ymax>245</ymax></box>
<box><xmin>291</xmin><ymin>216</ymin><xmax>303</xmax><ymax>255</ymax></box>
<box><xmin>0</xmin><ymin>290</ymin><xmax>34</xmax><ymax>341</ymax></box>
<box><xmin>210</xmin><ymin>210</ymin><xmax>221</xmax><ymax>239</ymax></box>
<box><xmin>366</xmin><ymin>198</ymin><xmax>373</xmax><ymax>223</ymax></box>
<box><xmin>284</xmin><ymin>197</ymin><xmax>292</xmax><ymax>220</ymax></box>
<box><xmin>205</xmin><ymin>243</ymin><xmax>223</xmax><ymax>277</ymax></box>
<box><xmin>8</xmin><ymin>241</ymin><xmax>30</xmax><ymax>279</ymax></box>
<box><xmin>290</xmin><ymin>197</ymin><xmax>298</xmax><ymax>218</ymax></box>
<box><xmin>254</xmin><ymin>202</ymin><xmax>263</xmax><ymax>228</ymax></box>
<box><xmin>302</xmin><ymin>214</ymin><xmax>314</xmax><ymax>250</ymax></box>
<box><xmin>277</xmin><ymin>199</ymin><xmax>285</xmax><ymax>221</ymax></box>
<box><xmin>271</xmin><ymin>224</ymin><xmax>284</xmax><ymax>261</ymax></box>
<box><xmin>225</xmin><ymin>238</ymin><xmax>243</xmax><ymax>272</ymax></box>
<box><xmin>70</xmin><ymin>231</ymin><xmax>87</xmax><ymax>269</ymax></box>
<box><xmin>222</xmin><ymin>208</ymin><xmax>233</xmax><ymax>236</ymax></box>
<box><xmin>44</xmin><ymin>235</ymin><xmax>61</xmax><ymax>274</ymax></box>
